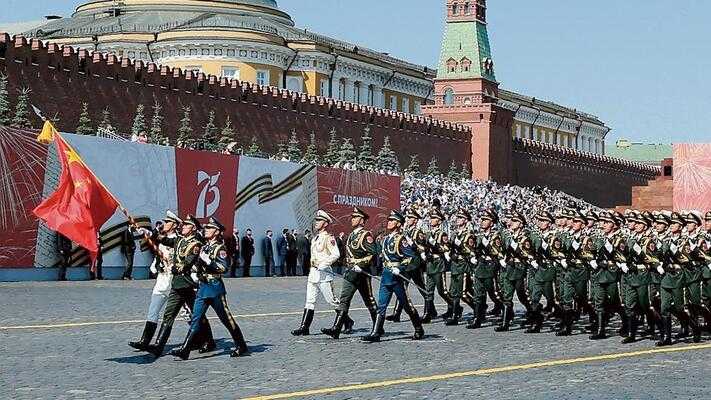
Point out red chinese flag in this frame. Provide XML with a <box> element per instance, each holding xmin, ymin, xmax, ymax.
<box><xmin>33</xmin><ymin>134</ymin><xmax>118</xmax><ymax>259</ymax></box>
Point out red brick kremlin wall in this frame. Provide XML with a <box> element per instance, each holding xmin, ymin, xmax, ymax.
<box><xmin>1</xmin><ymin>35</ymin><xmax>660</xmax><ymax>208</ymax></box>
<box><xmin>0</xmin><ymin>34</ymin><xmax>470</xmax><ymax>171</ymax></box>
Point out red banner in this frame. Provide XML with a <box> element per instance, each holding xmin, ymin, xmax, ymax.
<box><xmin>317</xmin><ymin>167</ymin><xmax>401</xmax><ymax>236</ymax></box>
<box><xmin>176</xmin><ymin>148</ymin><xmax>239</xmax><ymax>233</ymax></box>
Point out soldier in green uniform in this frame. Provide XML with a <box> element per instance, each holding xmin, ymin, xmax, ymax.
<box><xmin>387</xmin><ymin>207</ymin><xmax>428</xmax><ymax>322</ymax></box>
<box><xmin>496</xmin><ymin>211</ymin><xmax>533</xmax><ymax>332</ymax></box>
<box><xmin>144</xmin><ymin>215</ymin><xmax>215</xmax><ymax>357</ymax></box>
<box><xmin>701</xmin><ymin>211</ymin><xmax>711</xmax><ymax>331</ymax></box>
<box><xmin>422</xmin><ymin>208</ymin><xmax>453</xmax><ymax>323</ymax></box>
<box><xmin>551</xmin><ymin>210</ymin><xmax>571</xmax><ymax>314</ymax></box>
<box><xmin>588</xmin><ymin>211</ymin><xmax>627</xmax><ymax>340</ymax></box>
<box><xmin>445</xmin><ymin>209</ymin><xmax>477</xmax><ymax>326</ymax></box>
<box><xmin>466</xmin><ymin>209</ymin><xmax>505</xmax><ymax>330</ymax></box>
<box><xmin>657</xmin><ymin>212</ymin><xmax>700</xmax><ymax>346</ymax></box>
<box><xmin>621</xmin><ymin>212</ymin><xmax>659</xmax><ymax>343</ymax></box>
<box><xmin>525</xmin><ymin>211</ymin><xmax>558</xmax><ymax>333</ymax></box>
<box><xmin>322</xmin><ymin>207</ymin><xmax>377</xmax><ymax>339</ymax></box>
<box><xmin>648</xmin><ymin>213</ymin><xmax>671</xmax><ymax>336</ymax></box>
<box><xmin>682</xmin><ymin>211</ymin><xmax>708</xmax><ymax>342</ymax></box>
<box><xmin>556</xmin><ymin>210</ymin><xmax>594</xmax><ymax>337</ymax></box>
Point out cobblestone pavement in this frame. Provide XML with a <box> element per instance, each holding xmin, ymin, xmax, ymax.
<box><xmin>2</xmin><ymin>278</ymin><xmax>710</xmax><ymax>399</ymax></box>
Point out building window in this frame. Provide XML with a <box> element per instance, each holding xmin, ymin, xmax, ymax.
<box><xmin>320</xmin><ymin>79</ymin><xmax>329</xmax><ymax>96</ymax></box>
<box><xmin>367</xmin><ymin>85</ymin><xmax>375</xmax><ymax>106</ymax></box>
<box><xmin>443</xmin><ymin>88</ymin><xmax>454</xmax><ymax>105</ymax></box>
<box><xmin>286</xmin><ymin>76</ymin><xmax>302</xmax><ymax>92</ymax></box>
<box><xmin>452</xmin><ymin>3</ymin><xmax>459</xmax><ymax>16</ymax></box>
<box><xmin>389</xmin><ymin>95</ymin><xmax>398</xmax><ymax>111</ymax></box>
<box><xmin>460</xmin><ymin>57</ymin><xmax>471</xmax><ymax>72</ymax></box>
<box><xmin>447</xmin><ymin>58</ymin><xmax>458</xmax><ymax>73</ymax></box>
<box><xmin>414</xmin><ymin>102</ymin><xmax>421</xmax><ymax>115</ymax></box>
<box><xmin>402</xmin><ymin>97</ymin><xmax>410</xmax><ymax>113</ymax></box>
<box><xmin>221</xmin><ymin>67</ymin><xmax>240</xmax><ymax>81</ymax></box>
<box><xmin>464</xmin><ymin>2</ymin><xmax>471</xmax><ymax>15</ymax></box>
<box><xmin>256</xmin><ymin>70</ymin><xmax>269</xmax><ymax>86</ymax></box>
<box><xmin>515</xmin><ymin>125</ymin><xmax>521</xmax><ymax>138</ymax></box>
<box><xmin>353</xmin><ymin>82</ymin><xmax>361</xmax><ymax>103</ymax></box>
<box><xmin>588</xmin><ymin>137</ymin><xmax>593</xmax><ymax>152</ymax></box>
<box><xmin>338</xmin><ymin>79</ymin><xmax>346</xmax><ymax>101</ymax></box>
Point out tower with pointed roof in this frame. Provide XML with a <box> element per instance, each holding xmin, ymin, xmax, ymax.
<box><xmin>422</xmin><ymin>0</ymin><xmax>514</xmax><ymax>182</ymax></box>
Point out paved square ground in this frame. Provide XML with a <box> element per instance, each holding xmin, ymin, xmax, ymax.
<box><xmin>1</xmin><ymin>278</ymin><xmax>710</xmax><ymax>399</ymax></box>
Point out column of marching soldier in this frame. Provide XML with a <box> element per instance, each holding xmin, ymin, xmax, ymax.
<box><xmin>127</xmin><ymin>205</ymin><xmax>711</xmax><ymax>360</ymax></box>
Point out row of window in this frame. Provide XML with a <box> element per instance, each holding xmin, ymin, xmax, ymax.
<box><xmin>514</xmin><ymin>124</ymin><xmax>602</xmax><ymax>153</ymax></box>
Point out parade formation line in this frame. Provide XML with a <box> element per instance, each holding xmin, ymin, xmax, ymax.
<box><xmin>0</xmin><ymin>304</ymin><xmax>445</xmax><ymax>331</ymax></box>
<box><xmin>240</xmin><ymin>343</ymin><xmax>711</xmax><ymax>400</ymax></box>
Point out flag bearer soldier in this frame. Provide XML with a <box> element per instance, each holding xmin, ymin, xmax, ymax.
<box><xmin>422</xmin><ymin>208</ymin><xmax>454</xmax><ymax>323</ymax></box>
<box><xmin>387</xmin><ymin>207</ymin><xmax>428</xmax><ymax>322</ymax></box>
<box><xmin>362</xmin><ymin>210</ymin><xmax>424</xmax><ymax>342</ymax></box>
<box><xmin>129</xmin><ymin>211</ymin><xmax>181</xmax><ymax>351</ymax></box>
<box><xmin>555</xmin><ymin>210</ymin><xmax>594</xmax><ymax>337</ymax></box>
<box><xmin>496</xmin><ymin>211</ymin><xmax>533</xmax><ymax>332</ymax></box>
<box><xmin>466</xmin><ymin>209</ymin><xmax>505</xmax><ymax>330</ymax></box>
<box><xmin>445</xmin><ymin>209</ymin><xmax>478</xmax><ymax>326</ymax></box>
<box><xmin>322</xmin><ymin>207</ymin><xmax>377</xmax><ymax>339</ymax></box>
<box><xmin>682</xmin><ymin>211</ymin><xmax>708</xmax><ymax>341</ymax></box>
<box><xmin>657</xmin><ymin>212</ymin><xmax>700</xmax><ymax>346</ymax></box>
<box><xmin>170</xmin><ymin>217</ymin><xmax>249</xmax><ymax>359</ymax></box>
<box><xmin>701</xmin><ymin>212</ymin><xmax>711</xmax><ymax>332</ymax></box>
<box><xmin>525</xmin><ymin>211</ymin><xmax>558</xmax><ymax>333</ymax></box>
<box><xmin>291</xmin><ymin>210</ymin><xmax>344</xmax><ymax>336</ymax></box>
<box><xmin>144</xmin><ymin>215</ymin><xmax>215</xmax><ymax>357</ymax></box>
<box><xmin>621</xmin><ymin>212</ymin><xmax>659</xmax><ymax>343</ymax></box>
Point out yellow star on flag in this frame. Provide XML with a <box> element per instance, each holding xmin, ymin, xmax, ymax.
<box><xmin>65</xmin><ymin>147</ymin><xmax>83</xmax><ymax>165</ymax></box>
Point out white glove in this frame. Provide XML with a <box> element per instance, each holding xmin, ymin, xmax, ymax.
<box><xmin>138</xmin><ymin>227</ymin><xmax>151</xmax><ymax>236</ymax></box>
<box><xmin>150</xmin><ymin>263</ymin><xmax>158</xmax><ymax>274</ymax></box>
<box><xmin>499</xmin><ymin>259</ymin><xmax>507</xmax><ymax>268</ymax></box>
<box><xmin>633</xmin><ymin>243</ymin><xmax>642</xmax><ymax>255</ymax></box>
<box><xmin>670</xmin><ymin>243</ymin><xmax>678</xmax><ymax>254</ymax></box>
<box><xmin>470</xmin><ymin>257</ymin><xmax>477</xmax><ymax>265</ymax></box>
<box><xmin>454</xmin><ymin>238</ymin><xmax>462</xmax><ymax>246</ymax></box>
<box><xmin>560</xmin><ymin>259</ymin><xmax>568</xmax><ymax>268</ymax></box>
<box><xmin>620</xmin><ymin>264</ymin><xmax>629</xmax><ymax>273</ymax></box>
<box><xmin>391</xmin><ymin>267</ymin><xmax>401</xmax><ymax>275</ymax></box>
<box><xmin>428</xmin><ymin>236</ymin><xmax>436</xmax><ymax>245</ymax></box>
<box><xmin>420</xmin><ymin>252</ymin><xmax>427</xmax><ymax>260</ymax></box>
<box><xmin>510</xmin><ymin>241</ymin><xmax>518</xmax><ymax>251</ymax></box>
<box><xmin>605</xmin><ymin>241</ymin><xmax>613</xmax><ymax>253</ymax></box>
<box><xmin>482</xmin><ymin>238</ymin><xmax>490</xmax><ymax>247</ymax></box>
<box><xmin>190</xmin><ymin>272</ymin><xmax>199</xmax><ymax>283</ymax></box>
<box><xmin>406</xmin><ymin>236</ymin><xmax>414</xmax><ymax>246</ymax></box>
<box><xmin>352</xmin><ymin>266</ymin><xmax>362</xmax><ymax>273</ymax></box>
<box><xmin>530</xmin><ymin>260</ymin><xmax>539</xmax><ymax>269</ymax></box>
<box><xmin>656</xmin><ymin>265</ymin><xmax>665</xmax><ymax>274</ymax></box>
<box><xmin>541</xmin><ymin>241</ymin><xmax>549</xmax><ymax>251</ymax></box>
<box><xmin>589</xmin><ymin>260</ymin><xmax>598</xmax><ymax>270</ymax></box>
<box><xmin>690</xmin><ymin>242</ymin><xmax>697</xmax><ymax>252</ymax></box>
<box><xmin>572</xmin><ymin>240</ymin><xmax>580</xmax><ymax>251</ymax></box>
<box><xmin>444</xmin><ymin>253</ymin><xmax>451</xmax><ymax>262</ymax></box>
<box><xmin>199</xmin><ymin>251</ymin><xmax>211</xmax><ymax>264</ymax></box>
<box><xmin>707</xmin><ymin>264</ymin><xmax>711</xmax><ymax>271</ymax></box>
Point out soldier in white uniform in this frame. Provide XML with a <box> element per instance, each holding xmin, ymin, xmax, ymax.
<box><xmin>128</xmin><ymin>211</ymin><xmax>180</xmax><ymax>351</ymax></box>
<box><xmin>292</xmin><ymin>210</ymin><xmax>344</xmax><ymax>336</ymax></box>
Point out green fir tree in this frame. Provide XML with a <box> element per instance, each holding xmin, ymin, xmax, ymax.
<box><xmin>177</xmin><ymin>106</ymin><xmax>193</xmax><ymax>149</ymax></box>
<box><xmin>75</xmin><ymin>102</ymin><xmax>93</xmax><ymax>135</ymax></box>
<box><xmin>245</xmin><ymin>136</ymin><xmax>262</xmax><ymax>157</ymax></box>
<box><xmin>302</xmin><ymin>132</ymin><xmax>318</xmax><ymax>165</ymax></box>
<box><xmin>376</xmin><ymin>136</ymin><xmax>400</xmax><ymax>174</ymax></box>
<box><xmin>286</xmin><ymin>129</ymin><xmax>301</xmax><ymax>161</ymax></box>
<box><xmin>324</xmin><ymin>127</ymin><xmax>340</xmax><ymax>167</ymax></box>
<box><xmin>131</xmin><ymin>104</ymin><xmax>146</xmax><ymax>137</ymax></box>
<box><xmin>11</xmin><ymin>87</ymin><xmax>32</xmax><ymax>128</ymax></box>
<box><xmin>149</xmin><ymin>99</ymin><xmax>164</xmax><ymax>144</ymax></box>
<box><xmin>218</xmin><ymin>115</ymin><xmax>236</xmax><ymax>152</ymax></box>
<box><xmin>405</xmin><ymin>154</ymin><xmax>421</xmax><ymax>177</ymax></box>
<box><xmin>426</xmin><ymin>156</ymin><xmax>441</xmax><ymax>177</ymax></box>
<box><xmin>275</xmin><ymin>140</ymin><xmax>288</xmax><ymax>160</ymax></box>
<box><xmin>0</xmin><ymin>73</ymin><xmax>11</xmax><ymax>125</ymax></box>
<box><xmin>446</xmin><ymin>159</ymin><xmax>459</xmax><ymax>181</ymax></box>
<box><xmin>201</xmin><ymin>110</ymin><xmax>218</xmax><ymax>151</ymax></box>
<box><xmin>460</xmin><ymin>162</ymin><xmax>470</xmax><ymax>180</ymax></box>
<box><xmin>356</xmin><ymin>126</ymin><xmax>375</xmax><ymax>171</ymax></box>
<box><xmin>98</xmin><ymin>107</ymin><xmax>112</xmax><ymax>130</ymax></box>
<box><xmin>337</xmin><ymin>137</ymin><xmax>356</xmax><ymax>167</ymax></box>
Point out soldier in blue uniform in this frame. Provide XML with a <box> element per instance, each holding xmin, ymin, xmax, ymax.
<box><xmin>362</xmin><ymin>210</ymin><xmax>424</xmax><ymax>342</ymax></box>
<box><xmin>171</xmin><ymin>217</ymin><xmax>249</xmax><ymax>359</ymax></box>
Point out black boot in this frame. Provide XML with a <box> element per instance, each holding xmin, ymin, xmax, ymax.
<box><xmin>690</xmin><ymin>307</ymin><xmax>702</xmax><ymax>343</ymax></box>
<box><xmin>618</xmin><ymin>309</ymin><xmax>629</xmax><ymax>338</ymax></box>
<box><xmin>488</xmin><ymin>302</ymin><xmax>503</xmax><ymax>316</ymax></box>
<box><xmin>421</xmin><ymin>300</ymin><xmax>435</xmax><ymax>324</ymax></box>
<box><xmin>170</xmin><ymin>329</ymin><xmax>198</xmax><ymax>360</ymax></box>
<box><xmin>445</xmin><ymin>299</ymin><xmax>461</xmax><ymax>326</ymax></box>
<box><xmin>656</xmin><ymin>316</ymin><xmax>672</xmax><ymax>346</ymax></box>
<box><xmin>466</xmin><ymin>303</ymin><xmax>484</xmax><ymax>329</ymax></box>
<box><xmin>129</xmin><ymin>321</ymin><xmax>157</xmax><ymax>351</ymax></box>
<box><xmin>621</xmin><ymin>315</ymin><xmax>637</xmax><ymax>344</ymax></box>
<box><xmin>525</xmin><ymin>310</ymin><xmax>544</xmax><ymax>333</ymax></box>
<box><xmin>675</xmin><ymin>312</ymin><xmax>690</xmax><ymax>339</ymax></box>
<box><xmin>342</xmin><ymin>314</ymin><xmax>355</xmax><ymax>335</ymax></box>
<box><xmin>229</xmin><ymin>323</ymin><xmax>249</xmax><ymax>357</ymax></box>
<box><xmin>494</xmin><ymin>306</ymin><xmax>512</xmax><ymax>332</ymax></box>
<box><xmin>146</xmin><ymin>323</ymin><xmax>172</xmax><ymax>358</ymax></box>
<box><xmin>555</xmin><ymin>310</ymin><xmax>573</xmax><ymax>336</ymax></box>
<box><xmin>321</xmin><ymin>310</ymin><xmax>347</xmax><ymax>339</ymax></box>
<box><xmin>441</xmin><ymin>303</ymin><xmax>454</xmax><ymax>320</ymax></box>
<box><xmin>291</xmin><ymin>309</ymin><xmax>314</xmax><ymax>336</ymax></box>
<box><xmin>589</xmin><ymin>312</ymin><xmax>607</xmax><ymax>340</ymax></box>
<box><xmin>404</xmin><ymin>303</ymin><xmax>425</xmax><ymax>340</ymax></box>
<box><xmin>362</xmin><ymin>314</ymin><xmax>385</xmax><ymax>342</ymax></box>
<box><xmin>386</xmin><ymin>300</ymin><xmax>403</xmax><ymax>322</ymax></box>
